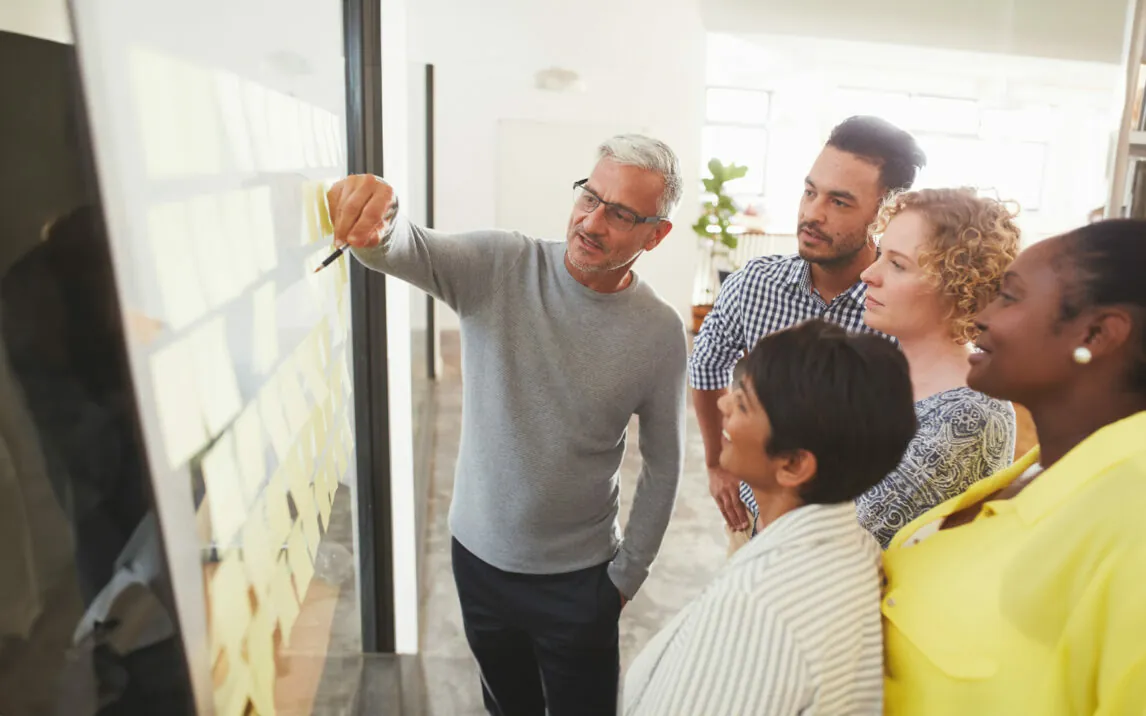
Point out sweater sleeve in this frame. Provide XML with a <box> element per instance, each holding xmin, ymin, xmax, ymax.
<box><xmin>608</xmin><ymin>319</ymin><xmax>687</xmax><ymax>598</ymax></box>
<box><xmin>351</xmin><ymin>213</ymin><xmax>530</xmax><ymax>316</ymax></box>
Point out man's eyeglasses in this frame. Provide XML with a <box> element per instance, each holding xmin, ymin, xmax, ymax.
<box><xmin>573</xmin><ymin>179</ymin><xmax>664</xmax><ymax>232</ymax></box>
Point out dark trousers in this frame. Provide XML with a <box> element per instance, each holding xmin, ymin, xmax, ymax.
<box><xmin>451</xmin><ymin>538</ymin><xmax>622</xmax><ymax>716</ymax></box>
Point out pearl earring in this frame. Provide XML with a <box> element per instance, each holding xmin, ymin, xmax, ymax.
<box><xmin>1073</xmin><ymin>346</ymin><xmax>1093</xmax><ymax>365</ymax></box>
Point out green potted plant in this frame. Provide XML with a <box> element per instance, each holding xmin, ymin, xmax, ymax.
<box><xmin>691</xmin><ymin>158</ymin><xmax>748</xmax><ymax>332</ymax></box>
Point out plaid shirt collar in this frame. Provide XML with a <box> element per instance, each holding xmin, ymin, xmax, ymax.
<box><xmin>784</xmin><ymin>257</ymin><xmax>868</xmax><ymax>307</ymax></box>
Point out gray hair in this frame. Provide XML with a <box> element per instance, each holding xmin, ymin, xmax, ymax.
<box><xmin>597</xmin><ymin>134</ymin><xmax>683</xmax><ymax>218</ymax></box>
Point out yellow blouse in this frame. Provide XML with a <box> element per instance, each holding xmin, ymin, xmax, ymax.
<box><xmin>882</xmin><ymin>410</ymin><xmax>1146</xmax><ymax>716</ymax></box>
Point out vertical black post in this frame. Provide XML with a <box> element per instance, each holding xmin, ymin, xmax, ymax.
<box><xmin>344</xmin><ymin>0</ymin><xmax>394</xmax><ymax>653</ymax></box>
<box><xmin>424</xmin><ymin>63</ymin><xmax>437</xmax><ymax>380</ymax></box>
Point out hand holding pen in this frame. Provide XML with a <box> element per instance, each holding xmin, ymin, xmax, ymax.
<box><xmin>314</xmin><ymin>175</ymin><xmax>401</xmax><ymax>273</ymax></box>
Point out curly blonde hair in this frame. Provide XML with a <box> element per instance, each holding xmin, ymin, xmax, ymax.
<box><xmin>870</xmin><ymin>188</ymin><xmax>1021</xmax><ymax>344</ymax></box>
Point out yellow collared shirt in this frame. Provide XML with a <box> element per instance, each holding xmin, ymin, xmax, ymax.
<box><xmin>882</xmin><ymin>411</ymin><xmax>1146</xmax><ymax>716</ymax></box>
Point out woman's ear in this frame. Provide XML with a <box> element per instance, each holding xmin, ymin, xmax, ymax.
<box><xmin>1084</xmin><ymin>307</ymin><xmax>1134</xmax><ymax>360</ymax></box>
<box><xmin>774</xmin><ymin>449</ymin><xmax>817</xmax><ymax>491</ymax></box>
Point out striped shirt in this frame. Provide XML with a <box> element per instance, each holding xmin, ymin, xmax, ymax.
<box><xmin>622</xmin><ymin>503</ymin><xmax>884</xmax><ymax>715</ymax></box>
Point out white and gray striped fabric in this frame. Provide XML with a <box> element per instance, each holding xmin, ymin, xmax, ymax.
<box><xmin>622</xmin><ymin>502</ymin><xmax>884</xmax><ymax>715</ymax></box>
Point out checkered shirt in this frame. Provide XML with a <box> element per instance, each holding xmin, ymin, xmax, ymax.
<box><xmin>687</xmin><ymin>254</ymin><xmax>885</xmax><ymax>520</ymax></box>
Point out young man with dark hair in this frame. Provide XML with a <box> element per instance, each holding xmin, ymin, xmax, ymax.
<box><xmin>624</xmin><ymin>320</ymin><xmax>918</xmax><ymax>715</ymax></box>
<box><xmin>691</xmin><ymin>115</ymin><xmax>926</xmax><ymax>537</ymax></box>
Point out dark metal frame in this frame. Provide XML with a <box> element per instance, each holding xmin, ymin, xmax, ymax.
<box><xmin>343</xmin><ymin>0</ymin><xmax>395</xmax><ymax>653</ymax></box>
<box><xmin>425</xmin><ymin>63</ymin><xmax>437</xmax><ymax>379</ymax></box>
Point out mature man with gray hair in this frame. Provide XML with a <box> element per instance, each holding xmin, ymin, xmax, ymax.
<box><xmin>328</xmin><ymin>134</ymin><xmax>687</xmax><ymax>715</ymax></box>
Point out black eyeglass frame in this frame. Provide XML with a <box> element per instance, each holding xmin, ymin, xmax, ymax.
<box><xmin>573</xmin><ymin>179</ymin><xmax>666</xmax><ymax>228</ymax></box>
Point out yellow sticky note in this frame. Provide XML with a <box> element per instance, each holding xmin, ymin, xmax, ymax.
<box><xmin>286</xmin><ymin>522</ymin><xmax>315</xmax><ymax>601</ymax></box>
<box><xmin>191</xmin><ymin>318</ymin><xmax>243</xmax><ymax>436</ymax></box>
<box><xmin>333</xmin><ymin>437</ymin><xmax>347</xmax><ymax>481</ymax></box>
<box><xmin>317</xmin><ymin>481</ymin><xmax>332</xmax><ymax>530</ymax></box>
<box><xmin>129</xmin><ymin>48</ymin><xmax>184</xmax><ymax>178</ymax></box>
<box><xmin>211</xmin><ymin>552</ymin><xmax>252</xmax><ymax>662</ymax></box>
<box><xmin>258</xmin><ymin>380</ymin><xmax>292</xmax><ymax>462</ymax></box>
<box><xmin>299</xmin><ymin>104</ymin><xmax>318</xmax><ymax>168</ymax></box>
<box><xmin>201</xmin><ymin>433</ymin><xmax>248</xmax><ymax>548</ymax></box>
<box><xmin>330</xmin><ymin>360</ymin><xmax>344</xmax><ymax>408</ymax></box>
<box><xmin>336</xmin><ymin>287</ymin><xmax>348</xmax><ymax>328</ymax></box>
<box><xmin>317</xmin><ymin>316</ymin><xmax>331</xmax><ymax>362</ymax></box>
<box><xmin>213</xmin><ymin>659</ymin><xmax>252</xmax><ymax>716</ymax></box>
<box><xmin>299</xmin><ymin>489</ymin><xmax>321</xmax><ymax>553</ymax></box>
<box><xmin>296</xmin><ymin>334</ymin><xmax>329</xmax><ymax>403</ymax></box>
<box><xmin>327</xmin><ymin>457</ymin><xmax>341</xmax><ymax>502</ymax></box>
<box><xmin>314</xmin><ymin>410</ymin><xmax>329</xmax><ymax>458</ymax></box>
<box><xmin>188</xmin><ymin>193</ymin><xmax>245</xmax><ymax>307</ymax></box>
<box><xmin>247</xmin><ymin>186</ymin><xmax>278</xmax><ymax>272</ymax></box>
<box><xmin>233</xmin><ymin>404</ymin><xmax>266</xmax><ymax>504</ymax></box>
<box><xmin>284</xmin><ymin>446</ymin><xmax>309</xmax><ymax>509</ymax></box>
<box><xmin>147</xmin><ymin>201</ymin><xmax>209</xmax><ymax>330</ymax></box>
<box><xmin>240</xmin><ymin>503</ymin><xmax>275</xmax><ymax>595</ymax></box>
<box><xmin>321</xmin><ymin>394</ymin><xmax>334</xmax><ymax>435</ymax></box>
<box><xmin>278</xmin><ymin>362</ymin><xmax>309</xmax><ymax>436</ymax></box>
<box><xmin>316</xmin><ymin>182</ymin><xmax>334</xmax><ymax>237</ymax></box>
<box><xmin>180</xmin><ymin>63</ymin><xmax>224</xmax><ymax>175</ymax></box>
<box><xmin>269</xmin><ymin>558</ymin><xmax>299</xmax><ymax>646</ymax></box>
<box><xmin>214</xmin><ymin>70</ymin><xmax>256</xmax><ymax>173</ymax></box>
<box><xmin>246</xmin><ymin>607</ymin><xmax>277</xmax><ymax>716</ymax></box>
<box><xmin>299</xmin><ymin>414</ymin><xmax>316</xmax><ymax>474</ymax></box>
<box><xmin>266</xmin><ymin>472</ymin><xmax>292</xmax><ymax>545</ymax></box>
<box><xmin>220</xmin><ymin>189</ymin><xmax>261</xmax><ymax>288</ymax></box>
<box><xmin>300</xmin><ymin>182</ymin><xmax>320</xmax><ymax>245</ymax></box>
<box><xmin>149</xmin><ymin>335</ymin><xmax>209</xmax><ymax>469</ymax></box>
<box><xmin>251</xmin><ymin>280</ymin><xmax>279</xmax><ymax>376</ymax></box>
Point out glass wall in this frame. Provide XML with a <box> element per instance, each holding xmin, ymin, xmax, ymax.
<box><xmin>68</xmin><ymin>0</ymin><xmax>365</xmax><ymax>711</ymax></box>
<box><xmin>0</xmin><ymin>5</ymin><xmax>193</xmax><ymax>713</ymax></box>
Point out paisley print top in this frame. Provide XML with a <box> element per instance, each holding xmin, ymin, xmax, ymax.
<box><xmin>856</xmin><ymin>387</ymin><xmax>1016</xmax><ymax>548</ymax></box>
<box><xmin>739</xmin><ymin>387</ymin><xmax>1016</xmax><ymax>549</ymax></box>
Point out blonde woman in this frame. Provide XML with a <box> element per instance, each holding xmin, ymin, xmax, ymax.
<box><xmin>854</xmin><ymin>188</ymin><xmax>1019</xmax><ymax>547</ymax></box>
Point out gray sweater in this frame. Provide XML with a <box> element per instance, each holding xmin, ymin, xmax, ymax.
<box><xmin>352</xmin><ymin>218</ymin><xmax>687</xmax><ymax>597</ymax></box>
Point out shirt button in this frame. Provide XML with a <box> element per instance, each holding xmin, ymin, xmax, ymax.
<box><xmin>887</xmin><ymin>598</ymin><xmax>896</xmax><ymax>607</ymax></box>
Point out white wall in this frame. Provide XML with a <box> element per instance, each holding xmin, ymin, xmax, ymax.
<box><xmin>407</xmin><ymin>0</ymin><xmax>707</xmax><ymax>329</ymax></box>
<box><xmin>702</xmin><ymin>0</ymin><xmax>1130</xmax><ymax>64</ymax></box>
<box><xmin>0</xmin><ymin>0</ymin><xmax>72</xmax><ymax>43</ymax></box>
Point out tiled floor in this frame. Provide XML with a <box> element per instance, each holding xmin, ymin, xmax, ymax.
<box><xmin>415</xmin><ymin>337</ymin><xmax>728</xmax><ymax>714</ymax></box>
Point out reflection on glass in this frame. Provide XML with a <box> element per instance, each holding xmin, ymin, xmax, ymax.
<box><xmin>0</xmin><ymin>26</ymin><xmax>193</xmax><ymax>716</ymax></box>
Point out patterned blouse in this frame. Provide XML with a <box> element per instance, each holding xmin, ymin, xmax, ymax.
<box><xmin>739</xmin><ymin>387</ymin><xmax>1016</xmax><ymax>549</ymax></box>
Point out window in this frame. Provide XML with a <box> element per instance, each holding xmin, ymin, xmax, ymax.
<box><xmin>702</xmin><ymin>88</ymin><xmax>770</xmax><ymax>197</ymax></box>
